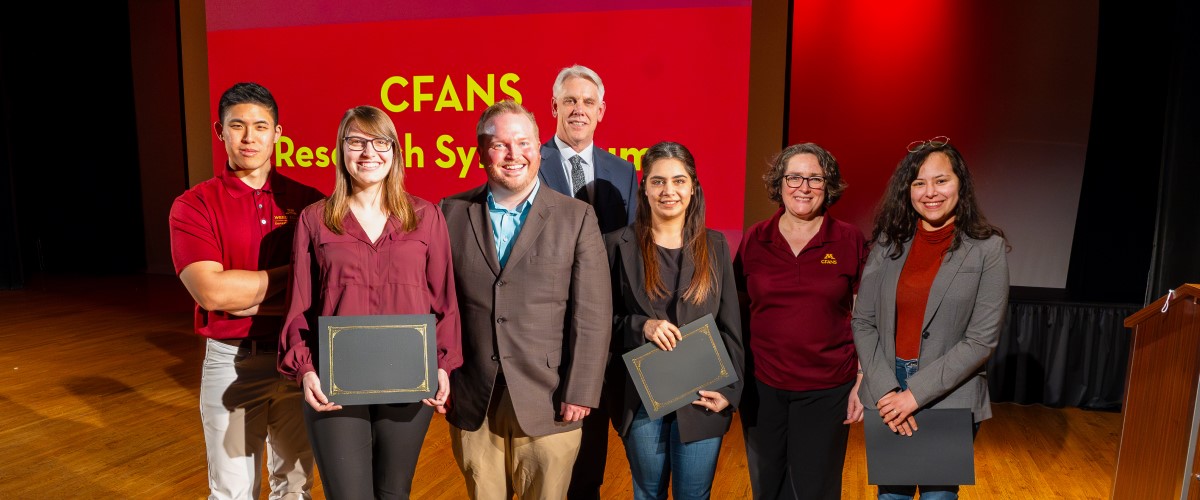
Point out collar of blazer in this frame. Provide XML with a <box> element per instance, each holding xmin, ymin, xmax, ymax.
<box><xmin>616</xmin><ymin>226</ymin><xmax>698</xmax><ymax>321</ymax></box>
<box><xmin>468</xmin><ymin>184</ymin><xmax>564</xmax><ymax>278</ymax></box>
<box><xmin>538</xmin><ymin>141</ymin><xmax>570</xmax><ymax>194</ymax></box>
<box><xmin>885</xmin><ymin>235</ymin><xmax>976</xmax><ymax>331</ymax></box>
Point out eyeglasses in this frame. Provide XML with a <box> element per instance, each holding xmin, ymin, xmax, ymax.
<box><xmin>783</xmin><ymin>174</ymin><xmax>826</xmax><ymax>189</ymax></box>
<box><xmin>906</xmin><ymin>135</ymin><xmax>950</xmax><ymax>153</ymax></box>
<box><xmin>344</xmin><ymin>136</ymin><xmax>393</xmax><ymax>152</ymax></box>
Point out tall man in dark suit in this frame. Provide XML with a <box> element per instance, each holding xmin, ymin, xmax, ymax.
<box><xmin>539</xmin><ymin>64</ymin><xmax>638</xmax><ymax>234</ymax></box>
<box><xmin>538</xmin><ymin>64</ymin><xmax>638</xmax><ymax>500</ymax></box>
<box><xmin>442</xmin><ymin>100</ymin><xmax>612</xmax><ymax>500</ymax></box>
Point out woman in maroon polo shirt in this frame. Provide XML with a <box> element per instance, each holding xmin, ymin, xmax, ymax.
<box><xmin>734</xmin><ymin>142</ymin><xmax>868</xmax><ymax>499</ymax></box>
<box><xmin>852</xmin><ymin>138</ymin><xmax>1008</xmax><ymax>500</ymax></box>
<box><xmin>277</xmin><ymin>105</ymin><xmax>463</xmax><ymax>499</ymax></box>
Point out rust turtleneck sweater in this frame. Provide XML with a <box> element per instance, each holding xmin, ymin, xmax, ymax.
<box><xmin>895</xmin><ymin>221</ymin><xmax>955</xmax><ymax>360</ymax></box>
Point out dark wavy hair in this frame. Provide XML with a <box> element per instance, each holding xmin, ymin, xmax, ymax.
<box><xmin>635</xmin><ymin>141</ymin><xmax>714</xmax><ymax>304</ymax></box>
<box><xmin>870</xmin><ymin>142</ymin><xmax>1005</xmax><ymax>259</ymax></box>
<box><xmin>762</xmin><ymin>142</ymin><xmax>847</xmax><ymax>211</ymax></box>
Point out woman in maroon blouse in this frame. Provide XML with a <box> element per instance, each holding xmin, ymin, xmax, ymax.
<box><xmin>277</xmin><ymin>106</ymin><xmax>463</xmax><ymax>499</ymax></box>
<box><xmin>734</xmin><ymin>143</ymin><xmax>868</xmax><ymax>499</ymax></box>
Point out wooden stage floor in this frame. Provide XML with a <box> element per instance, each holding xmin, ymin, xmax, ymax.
<box><xmin>0</xmin><ymin>274</ymin><xmax>1121</xmax><ymax>499</ymax></box>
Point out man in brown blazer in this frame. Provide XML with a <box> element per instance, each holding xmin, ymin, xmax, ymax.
<box><xmin>441</xmin><ymin>99</ymin><xmax>612</xmax><ymax>500</ymax></box>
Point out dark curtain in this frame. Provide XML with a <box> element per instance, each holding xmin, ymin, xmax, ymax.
<box><xmin>0</xmin><ymin>28</ymin><xmax>22</xmax><ymax>289</ymax></box>
<box><xmin>1147</xmin><ymin>0</ymin><xmax>1200</xmax><ymax>300</ymax></box>
<box><xmin>988</xmin><ymin>300</ymin><xmax>1135</xmax><ymax>411</ymax></box>
<box><xmin>0</xmin><ymin>4</ymin><xmax>144</xmax><ymax>278</ymax></box>
<box><xmin>1064</xmin><ymin>0</ymin><xmax>1169</xmax><ymax>303</ymax></box>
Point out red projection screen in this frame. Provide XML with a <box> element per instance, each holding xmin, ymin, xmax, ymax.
<box><xmin>786</xmin><ymin>0</ymin><xmax>1098</xmax><ymax>288</ymax></box>
<box><xmin>204</xmin><ymin>0</ymin><xmax>751</xmax><ymax>238</ymax></box>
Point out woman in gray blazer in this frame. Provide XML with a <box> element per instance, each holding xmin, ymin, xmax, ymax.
<box><xmin>852</xmin><ymin>138</ymin><xmax>1009</xmax><ymax>500</ymax></box>
<box><xmin>604</xmin><ymin>141</ymin><xmax>744</xmax><ymax>500</ymax></box>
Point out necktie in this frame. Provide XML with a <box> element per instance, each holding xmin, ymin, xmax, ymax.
<box><xmin>569</xmin><ymin>155</ymin><xmax>588</xmax><ymax>202</ymax></box>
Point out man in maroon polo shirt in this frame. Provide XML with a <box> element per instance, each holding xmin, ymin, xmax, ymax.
<box><xmin>170</xmin><ymin>82</ymin><xmax>322</xmax><ymax>499</ymax></box>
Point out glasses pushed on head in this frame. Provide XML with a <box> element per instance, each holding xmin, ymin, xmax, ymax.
<box><xmin>344</xmin><ymin>136</ymin><xmax>393</xmax><ymax>152</ymax></box>
<box><xmin>906</xmin><ymin>135</ymin><xmax>950</xmax><ymax>153</ymax></box>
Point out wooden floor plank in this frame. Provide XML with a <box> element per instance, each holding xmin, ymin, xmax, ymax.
<box><xmin>0</xmin><ymin>274</ymin><xmax>1120</xmax><ymax>499</ymax></box>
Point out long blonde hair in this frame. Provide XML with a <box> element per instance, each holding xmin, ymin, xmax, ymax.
<box><xmin>323</xmin><ymin>106</ymin><xmax>418</xmax><ymax>233</ymax></box>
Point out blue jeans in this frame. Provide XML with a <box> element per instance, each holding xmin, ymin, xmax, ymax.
<box><xmin>877</xmin><ymin>357</ymin><xmax>959</xmax><ymax>500</ymax></box>
<box><xmin>622</xmin><ymin>406</ymin><xmax>722</xmax><ymax>500</ymax></box>
<box><xmin>895</xmin><ymin>357</ymin><xmax>919</xmax><ymax>391</ymax></box>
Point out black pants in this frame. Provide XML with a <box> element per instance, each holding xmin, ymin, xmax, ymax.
<box><xmin>304</xmin><ymin>402</ymin><xmax>433</xmax><ymax>500</ymax></box>
<box><xmin>566</xmin><ymin>405</ymin><xmax>609</xmax><ymax>500</ymax></box>
<box><xmin>742</xmin><ymin>379</ymin><xmax>854</xmax><ymax>500</ymax></box>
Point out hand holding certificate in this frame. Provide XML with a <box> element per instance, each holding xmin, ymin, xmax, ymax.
<box><xmin>317</xmin><ymin>314</ymin><xmax>437</xmax><ymax>406</ymax></box>
<box><xmin>864</xmin><ymin>408</ymin><xmax>975</xmax><ymax>485</ymax></box>
<box><xmin>622</xmin><ymin>314</ymin><xmax>739</xmax><ymax>420</ymax></box>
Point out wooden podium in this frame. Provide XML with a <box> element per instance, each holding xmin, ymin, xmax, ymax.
<box><xmin>1115</xmin><ymin>284</ymin><xmax>1200</xmax><ymax>499</ymax></box>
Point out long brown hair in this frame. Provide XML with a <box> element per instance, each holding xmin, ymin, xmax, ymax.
<box><xmin>636</xmin><ymin>141</ymin><xmax>714</xmax><ymax>304</ymax></box>
<box><xmin>870</xmin><ymin>141</ymin><xmax>1005</xmax><ymax>259</ymax></box>
<box><xmin>323</xmin><ymin>106</ymin><xmax>418</xmax><ymax>233</ymax></box>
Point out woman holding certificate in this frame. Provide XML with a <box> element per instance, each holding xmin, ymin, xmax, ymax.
<box><xmin>603</xmin><ymin>141</ymin><xmax>743</xmax><ymax>500</ymax></box>
<box><xmin>277</xmin><ymin>106</ymin><xmax>463</xmax><ymax>499</ymax></box>
<box><xmin>852</xmin><ymin>137</ymin><xmax>1008</xmax><ymax>499</ymax></box>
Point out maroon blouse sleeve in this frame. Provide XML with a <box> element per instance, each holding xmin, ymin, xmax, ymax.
<box><xmin>277</xmin><ymin>204</ymin><xmax>320</xmax><ymax>382</ymax></box>
<box><xmin>424</xmin><ymin>203</ymin><xmax>463</xmax><ymax>373</ymax></box>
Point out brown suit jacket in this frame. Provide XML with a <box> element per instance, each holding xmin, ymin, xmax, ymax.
<box><xmin>441</xmin><ymin>184</ymin><xmax>612</xmax><ymax>437</ymax></box>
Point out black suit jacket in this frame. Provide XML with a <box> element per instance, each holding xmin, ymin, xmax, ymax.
<box><xmin>539</xmin><ymin>139</ymin><xmax>638</xmax><ymax>234</ymax></box>
<box><xmin>603</xmin><ymin>225</ymin><xmax>744</xmax><ymax>443</ymax></box>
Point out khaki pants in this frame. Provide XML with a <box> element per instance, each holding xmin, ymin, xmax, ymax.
<box><xmin>450</xmin><ymin>386</ymin><xmax>582</xmax><ymax>500</ymax></box>
<box><xmin>200</xmin><ymin>339</ymin><xmax>314</xmax><ymax>500</ymax></box>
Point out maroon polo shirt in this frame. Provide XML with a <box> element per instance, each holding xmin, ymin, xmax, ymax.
<box><xmin>735</xmin><ymin>208</ymin><xmax>868</xmax><ymax>391</ymax></box>
<box><xmin>277</xmin><ymin>197</ymin><xmax>464</xmax><ymax>382</ymax></box>
<box><xmin>169</xmin><ymin>166</ymin><xmax>324</xmax><ymax>340</ymax></box>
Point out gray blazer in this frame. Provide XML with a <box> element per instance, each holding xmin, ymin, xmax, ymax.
<box><xmin>441</xmin><ymin>184</ymin><xmax>613</xmax><ymax>437</ymax></box>
<box><xmin>852</xmin><ymin>234</ymin><xmax>1008</xmax><ymax>422</ymax></box>
<box><xmin>539</xmin><ymin>140</ymin><xmax>638</xmax><ymax>234</ymax></box>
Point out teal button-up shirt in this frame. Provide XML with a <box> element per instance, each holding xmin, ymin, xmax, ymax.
<box><xmin>487</xmin><ymin>180</ymin><xmax>540</xmax><ymax>268</ymax></box>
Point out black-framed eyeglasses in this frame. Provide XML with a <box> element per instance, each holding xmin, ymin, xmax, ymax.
<box><xmin>783</xmin><ymin>174</ymin><xmax>826</xmax><ymax>189</ymax></box>
<box><xmin>344</xmin><ymin>136</ymin><xmax>393</xmax><ymax>152</ymax></box>
<box><xmin>906</xmin><ymin>135</ymin><xmax>950</xmax><ymax>153</ymax></box>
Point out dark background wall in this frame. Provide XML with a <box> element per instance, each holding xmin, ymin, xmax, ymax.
<box><xmin>0</xmin><ymin>3</ymin><xmax>147</xmax><ymax>285</ymax></box>
<box><xmin>1066</xmin><ymin>0</ymin><xmax>1171</xmax><ymax>304</ymax></box>
<box><xmin>0</xmin><ymin>1</ymin><xmax>1196</xmax><ymax>303</ymax></box>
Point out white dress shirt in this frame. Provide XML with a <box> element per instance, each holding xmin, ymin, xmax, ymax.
<box><xmin>554</xmin><ymin>136</ymin><xmax>595</xmax><ymax>201</ymax></box>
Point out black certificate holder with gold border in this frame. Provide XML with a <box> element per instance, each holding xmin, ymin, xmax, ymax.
<box><xmin>621</xmin><ymin>313</ymin><xmax>739</xmax><ymax>420</ymax></box>
<box><xmin>317</xmin><ymin>314</ymin><xmax>437</xmax><ymax>406</ymax></box>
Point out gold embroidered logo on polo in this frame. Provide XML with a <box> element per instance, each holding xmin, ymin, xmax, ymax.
<box><xmin>820</xmin><ymin>253</ymin><xmax>838</xmax><ymax>264</ymax></box>
<box><xmin>274</xmin><ymin>208</ymin><xmax>300</xmax><ymax>227</ymax></box>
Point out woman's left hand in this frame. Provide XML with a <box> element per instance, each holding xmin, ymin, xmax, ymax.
<box><xmin>844</xmin><ymin>372</ymin><xmax>865</xmax><ymax>424</ymax></box>
<box><xmin>877</xmin><ymin>389</ymin><xmax>920</xmax><ymax>435</ymax></box>
<box><xmin>691</xmin><ymin>390</ymin><xmax>730</xmax><ymax>413</ymax></box>
<box><xmin>421</xmin><ymin>368</ymin><xmax>450</xmax><ymax>413</ymax></box>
